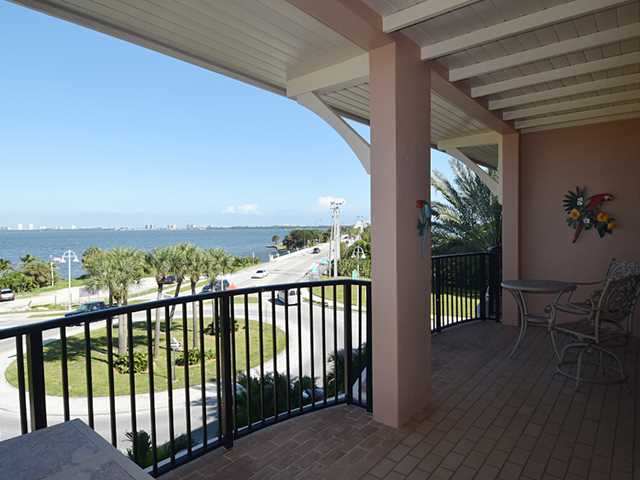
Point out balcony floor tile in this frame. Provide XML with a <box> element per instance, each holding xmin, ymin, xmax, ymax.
<box><xmin>162</xmin><ymin>322</ymin><xmax>639</xmax><ymax>480</ymax></box>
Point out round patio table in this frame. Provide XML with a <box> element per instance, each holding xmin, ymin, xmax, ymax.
<box><xmin>501</xmin><ymin>280</ymin><xmax>577</xmax><ymax>358</ymax></box>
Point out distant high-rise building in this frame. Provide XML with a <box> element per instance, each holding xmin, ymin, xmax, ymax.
<box><xmin>16</xmin><ymin>223</ymin><xmax>23</xmax><ymax>231</ymax></box>
<box><xmin>167</xmin><ymin>224</ymin><xmax>177</xmax><ymax>231</ymax></box>
<box><xmin>27</xmin><ymin>223</ymin><xmax>34</xmax><ymax>230</ymax></box>
<box><xmin>144</xmin><ymin>224</ymin><xmax>154</xmax><ymax>230</ymax></box>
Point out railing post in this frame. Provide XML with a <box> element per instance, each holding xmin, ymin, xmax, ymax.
<box><xmin>219</xmin><ymin>293</ymin><xmax>234</xmax><ymax>448</ymax></box>
<box><xmin>344</xmin><ymin>282</ymin><xmax>353</xmax><ymax>405</ymax></box>
<box><xmin>433</xmin><ymin>258</ymin><xmax>442</xmax><ymax>332</ymax></box>
<box><xmin>26</xmin><ymin>331</ymin><xmax>47</xmax><ymax>431</ymax></box>
<box><xmin>365</xmin><ymin>282</ymin><xmax>372</xmax><ymax>413</ymax></box>
<box><xmin>479</xmin><ymin>253</ymin><xmax>488</xmax><ymax>320</ymax></box>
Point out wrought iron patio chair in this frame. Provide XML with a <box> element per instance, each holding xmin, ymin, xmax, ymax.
<box><xmin>549</xmin><ymin>273</ymin><xmax>640</xmax><ymax>388</ymax></box>
<box><xmin>556</xmin><ymin>259</ymin><xmax>640</xmax><ymax>318</ymax></box>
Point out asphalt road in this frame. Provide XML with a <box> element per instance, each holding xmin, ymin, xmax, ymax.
<box><xmin>0</xmin><ymin>243</ymin><xmax>369</xmax><ymax>451</ymax></box>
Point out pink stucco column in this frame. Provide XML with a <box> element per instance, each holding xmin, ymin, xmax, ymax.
<box><xmin>501</xmin><ymin>133</ymin><xmax>520</xmax><ymax>325</ymax></box>
<box><xmin>369</xmin><ymin>38</ymin><xmax>431</xmax><ymax>428</ymax></box>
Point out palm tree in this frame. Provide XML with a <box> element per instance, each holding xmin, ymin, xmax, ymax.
<box><xmin>85</xmin><ymin>248</ymin><xmax>116</xmax><ymax>305</ymax></box>
<box><xmin>184</xmin><ymin>245</ymin><xmax>207</xmax><ymax>349</ymax></box>
<box><xmin>108</xmin><ymin>248</ymin><xmax>145</xmax><ymax>354</ymax></box>
<box><xmin>145</xmin><ymin>247</ymin><xmax>172</xmax><ymax>357</ymax></box>
<box><xmin>166</xmin><ymin>243</ymin><xmax>190</xmax><ymax>319</ymax></box>
<box><xmin>431</xmin><ymin>160</ymin><xmax>502</xmax><ymax>255</ymax></box>
<box><xmin>0</xmin><ymin>259</ymin><xmax>12</xmax><ymax>274</ymax></box>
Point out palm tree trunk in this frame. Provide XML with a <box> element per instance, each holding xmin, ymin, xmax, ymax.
<box><xmin>191</xmin><ymin>280</ymin><xmax>198</xmax><ymax>349</ymax></box>
<box><xmin>154</xmin><ymin>285</ymin><xmax>163</xmax><ymax>358</ymax></box>
<box><xmin>169</xmin><ymin>279</ymin><xmax>182</xmax><ymax>319</ymax></box>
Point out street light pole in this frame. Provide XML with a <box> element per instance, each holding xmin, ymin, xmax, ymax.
<box><xmin>54</xmin><ymin>250</ymin><xmax>80</xmax><ymax>310</ymax></box>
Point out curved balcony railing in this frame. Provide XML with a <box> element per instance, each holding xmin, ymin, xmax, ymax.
<box><xmin>0</xmin><ymin>279</ymin><xmax>372</xmax><ymax>477</ymax></box>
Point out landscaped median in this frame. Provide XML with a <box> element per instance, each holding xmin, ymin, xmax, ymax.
<box><xmin>5</xmin><ymin>318</ymin><xmax>285</xmax><ymax>397</ymax></box>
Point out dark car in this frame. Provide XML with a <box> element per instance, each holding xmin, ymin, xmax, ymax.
<box><xmin>65</xmin><ymin>301</ymin><xmax>108</xmax><ymax>317</ymax></box>
<box><xmin>159</xmin><ymin>275</ymin><xmax>176</xmax><ymax>285</ymax></box>
<box><xmin>312</xmin><ymin>247</ymin><xmax>321</xmax><ymax>254</ymax></box>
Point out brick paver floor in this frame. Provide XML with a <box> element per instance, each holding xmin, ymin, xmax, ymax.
<box><xmin>162</xmin><ymin>321</ymin><xmax>639</xmax><ymax>480</ymax></box>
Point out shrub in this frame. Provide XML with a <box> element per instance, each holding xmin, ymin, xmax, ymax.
<box><xmin>0</xmin><ymin>271</ymin><xmax>37</xmax><ymax>293</ymax></box>
<box><xmin>126</xmin><ymin>430</ymin><xmax>194</xmax><ymax>468</ymax></box>
<box><xmin>175</xmin><ymin>349</ymin><xmax>215</xmax><ymax>366</ymax></box>
<box><xmin>114</xmin><ymin>351</ymin><xmax>148</xmax><ymax>374</ymax></box>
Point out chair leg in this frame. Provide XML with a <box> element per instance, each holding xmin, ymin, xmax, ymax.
<box><xmin>550</xmin><ymin>330</ymin><xmax>562</xmax><ymax>362</ymax></box>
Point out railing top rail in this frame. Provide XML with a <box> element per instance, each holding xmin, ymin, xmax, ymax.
<box><xmin>0</xmin><ymin>278</ymin><xmax>371</xmax><ymax>339</ymax></box>
<box><xmin>432</xmin><ymin>251</ymin><xmax>491</xmax><ymax>259</ymax></box>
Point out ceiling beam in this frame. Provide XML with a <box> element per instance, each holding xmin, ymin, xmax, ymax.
<box><xmin>286</xmin><ymin>53</ymin><xmax>369</xmax><ymax>97</ymax></box>
<box><xmin>422</xmin><ymin>0</ymin><xmax>632</xmax><ymax>60</ymax></box>
<box><xmin>503</xmin><ymin>88</ymin><xmax>640</xmax><ymax>120</ymax></box>
<box><xmin>521</xmin><ymin>111</ymin><xmax>640</xmax><ymax>133</ymax></box>
<box><xmin>450</xmin><ymin>23</ymin><xmax>640</xmax><ymax>81</ymax></box>
<box><xmin>382</xmin><ymin>0</ymin><xmax>479</xmax><ymax>33</ymax></box>
<box><xmin>472</xmin><ymin>51</ymin><xmax>640</xmax><ymax>97</ymax></box>
<box><xmin>437</xmin><ymin>131</ymin><xmax>502</xmax><ymax>149</ymax></box>
<box><xmin>515</xmin><ymin>101</ymin><xmax>640</xmax><ymax>129</ymax></box>
<box><xmin>284</xmin><ymin>0</ymin><xmax>390</xmax><ymax>50</ymax></box>
<box><xmin>489</xmin><ymin>72</ymin><xmax>640</xmax><ymax>110</ymax></box>
<box><xmin>431</xmin><ymin>68</ymin><xmax>516</xmax><ymax>134</ymax></box>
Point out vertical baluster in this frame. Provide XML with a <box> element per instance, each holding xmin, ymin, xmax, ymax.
<box><xmin>198</xmin><ymin>300</ymin><xmax>208</xmax><ymax>447</ymax></box>
<box><xmin>145</xmin><ymin>309</ymin><xmax>158</xmax><ymax>475</ymax></box>
<box><xmin>164</xmin><ymin>305</ymin><xmax>175</xmax><ymax>463</ymax></box>
<box><xmin>258</xmin><ymin>291</ymin><xmax>264</xmax><ymax>422</ymax></box>
<box><xmin>106</xmin><ymin>317</ymin><xmax>117</xmax><ymax>447</ymax></box>
<box><xmin>366</xmin><ymin>283</ymin><xmax>373</xmax><ymax>413</ymax></box>
<box><xmin>230</xmin><ymin>296</ymin><xmax>237</xmax><ymax>435</ymax></box>
<box><xmin>243</xmin><ymin>294</ymin><xmax>251</xmax><ymax>428</ymax></box>
<box><xmin>344</xmin><ymin>283</ymin><xmax>353</xmax><ymax>405</ymax></box>
<box><xmin>333</xmin><ymin>285</ymin><xmax>338</xmax><ymax>403</ymax></box>
<box><xmin>297</xmin><ymin>287</ymin><xmax>303</xmax><ymax>413</ymax></box>
<box><xmin>126</xmin><ymin>312</ymin><xmax>137</xmax><ymax>463</ymax></box>
<box><xmin>60</xmin><ymin>326</ymin><xmax>70</xmax><ymax>421</ymax></box>
<box><xmin>215</xmin><ymin>298</ymin><xmax>222</xmax><ymax>441</ymax></box>
<box><xmin>309</xmin><ymin>286</ymin><xmax>315</xmax><ymax>407</ymax></box>
<box><xmin>358</xmin><ymin>284</ymin><xmax>363</xmax><ymax>406</ymax></box>
<box><xmin>321</xmin><ymin>286</ymin><xmax>327</xmax><ymax>405</ymax></box>
<box><xmin>219</xmin><ymin>293</ymin><xmax>234</xmax><ymax>449</ymax></box>
<box><xmin>284</xmin><ymin>289</ymin><xmax>291</xmax><ymax>415</ymax></box>
<box><xmin>84</xmin><ymin>322</ymin><xmax>94</xmax><ymax>429</ymax></box>
<box><xmin>181</xmin><ymin>303</ymin><xmax>192</xmax><ymax>456</ymax></box>
<box><xmin>271</xmin><ymin>290</ymin><xmax>278</xmax><ymax>420</ymax></box>
<box><xmin>15</xmin><ymin>336</ymin><xmax>27</xmax><ymax>434</ymax></box>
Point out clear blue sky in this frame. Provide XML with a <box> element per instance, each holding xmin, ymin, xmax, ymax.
<box><xmin>0</xmin><ymin>2</ymin><xmax>454</xmax><ymax>228</ymax></box>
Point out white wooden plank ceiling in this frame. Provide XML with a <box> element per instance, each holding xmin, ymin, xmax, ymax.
<box><xmin>365</xmin><ymin>0</ymin><xmax>640</xmax><ymax>132</ymax></box>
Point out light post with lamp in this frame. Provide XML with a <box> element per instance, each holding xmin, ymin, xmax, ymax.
<box><xmin>54</xmin><ymin>250</ymin><xmax>80</xmax><ymax>310</ymax></box>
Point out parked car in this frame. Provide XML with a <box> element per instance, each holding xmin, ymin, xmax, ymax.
<box><xmin>214</xmin><ymin>278</ymin><xmax>231</xmax><ymax>292</ymax></box>
<box><xmin>159</xmin><ymin>275</ymin><xmax>176</xmax><ymax>285</ymax></box>
<box><xmin>277</xmin><ymin>288</ymin><xmax>299</xmax><ymax>306</ymax></box>
<box><xmin>0</xmin><ymin>288</ymin><xmax>15</xmax><ymax>302</ymax></box>
<box><xmin>251</xmin><ymin>269</ymin><xmax>269</xmax><ymax>279</ymax></box>
<box><xmin>312</xmin><ymin>247</ymin><xmax>321</xmax><ymax>254</ymax></box>
<box><xmin>64</xmin><ymin>301</ymin><xmax>108</xmax><ymax>317</ymax></box>
<box><xmin>201</xmin><ymin>284</ymin><xmax>213</xmax><ymax>294</ymax></box>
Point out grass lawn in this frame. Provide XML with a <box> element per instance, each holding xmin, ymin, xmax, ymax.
<box><xmin>312</xmin><ymin>281</ymin><xmax>368</xmax><ymax>307</ymax></box>
<box><xmin>17</xmin><ymin>278</ymin><xmax>86</xmax><ymax>297</ymax></box>
<box><xmin>5</xmin><ymin>318</ymin><xmax>285</xmax><ymax>397</ymax></box>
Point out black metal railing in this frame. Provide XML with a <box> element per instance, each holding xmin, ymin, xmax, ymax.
<box><xmin>431</xmin><ymin>248</ymin><xmax>501</xmax><ymax>331</ymax></box>
<box><xmin>0</xmin><ymin>279</ymin><xmax>371</xmax><ymax>477</ymax></box>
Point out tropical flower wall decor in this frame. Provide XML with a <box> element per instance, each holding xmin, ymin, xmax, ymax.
<box><xmin>563</xmin><ymin>186</ymin><xmax>616</xmax><ymax>243</ymax></box>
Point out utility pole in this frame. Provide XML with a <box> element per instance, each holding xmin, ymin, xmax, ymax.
<box><xmin>329</xmin><ymin>200</ymin><xmax>344</xmax><ymax>277</ymax></box>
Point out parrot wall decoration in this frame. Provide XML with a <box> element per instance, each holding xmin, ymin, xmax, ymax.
<box><xmin>563</xmin><ymin>186</ymin><xmax>616</xmax><ymax>243</ymax></box>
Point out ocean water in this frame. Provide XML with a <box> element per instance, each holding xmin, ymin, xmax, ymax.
<box><xmin>0</xmin><ymin>227</ymin><xmax>294</xmax><ymax>279</ymax></box>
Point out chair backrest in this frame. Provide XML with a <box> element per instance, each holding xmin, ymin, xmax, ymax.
<box><xmin>595</xmin><ymin>274</ymin><xmax>640</xmax><ymax>331</ymax></box>
<box><xmin>606</xmin><ymin>260</ymin><xmax>640</xmax><ymax>280</ymax></box>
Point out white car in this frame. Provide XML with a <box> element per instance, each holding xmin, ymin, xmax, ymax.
<box><xmin>251</xmin><ymin>269</ymin><xmax>269</xmax><ymax>279</ymax></box>
<box><xmin>277</xmin><ymin>288</ymin><xmax>299</xmax><ymax>306</ymax></box>
<box><xmin>0</xmin><ymin>289</ymin><xmax>15</xmax><ymax>302</ymax></box>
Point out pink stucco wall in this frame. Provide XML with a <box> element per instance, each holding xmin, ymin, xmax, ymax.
<box><xmin>518</xmin><ymin>118</ymin><xmax>640</xmax><ymax>334</ymax></box>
